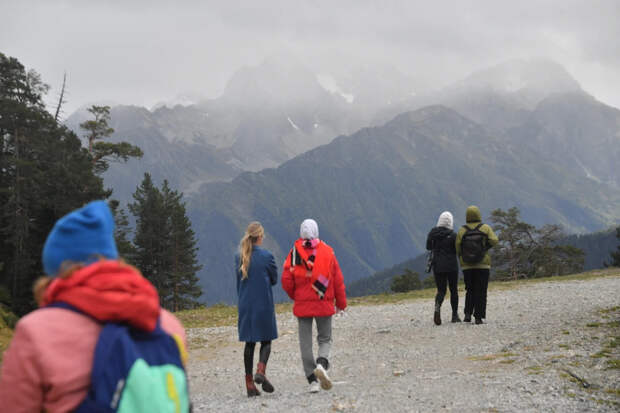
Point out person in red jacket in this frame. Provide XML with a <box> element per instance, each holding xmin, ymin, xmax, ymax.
<box><xmin>281</xmin><ymin>218</ymin><xmax>347</xmax><ymax>393</ymax></box>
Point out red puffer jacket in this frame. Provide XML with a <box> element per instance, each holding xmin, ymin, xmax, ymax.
<box><xmin>281</xmin><ymin>240</ymin><xmax>347</xmax><ymax>317</ymax></box>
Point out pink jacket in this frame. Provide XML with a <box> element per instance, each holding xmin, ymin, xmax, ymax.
<box><xmin>0</xmin><ymin>308</ymin><xmax>186</xmax><ymax>413</ymax></box>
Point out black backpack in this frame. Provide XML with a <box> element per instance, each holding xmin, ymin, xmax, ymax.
<box><xmin>460</xmin><ymin>223</ymin><xmax>488</xmax><ymax>264</ymax></box>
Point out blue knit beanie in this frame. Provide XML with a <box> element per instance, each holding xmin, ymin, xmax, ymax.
<box><xmin>42</xmin><ymin>200</ymin><xmax>119</xmax><ymax>276</ymax></box>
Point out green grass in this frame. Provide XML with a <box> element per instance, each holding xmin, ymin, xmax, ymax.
<box><xmin>600</xmin><ymin>306</ymin><xmax>620</xmax><ymax>314</ymax></box>
<box><xmin>587</xmin><ymin>321</ymin><xmax>620</xmax><ymax>329</ymax></box>
<box><xmin>605</xmin><ymin>388</ymin><xmax>620</xmax><ymax>396</ymax></box>
<box><xmin>591</xmin><ymin>350</ymin><xmax>611</xmax><ymax>359</ymax></box>
<box><xmin>0</xmin><ymin>305</ymin><xmax>16</xmax><ymax>364</ymax></box>
<box><xmin>468</xmin><ymin>352</ymin><xmax>518</xmax><ymax>361</ymax></box>
<box><xmin>606</xmin><ymin>359</ymin><xmax>620</xmax><ymax>370</ymax></box>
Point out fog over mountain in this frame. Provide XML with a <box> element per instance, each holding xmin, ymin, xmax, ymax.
<box><xmin>4</xmin><ymin>1</ymin><xmax>620</xmax><ymax>113</ymax></box>
<box><xmin>65</xmin><ymin>57</ymin><xmax>618</xmax><ymax>203</ymax></box>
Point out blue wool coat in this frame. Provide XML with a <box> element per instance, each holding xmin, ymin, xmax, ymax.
<box><xmin>235</xmin><ymin>246</ymin><xmax>278</xmax><ymax>342</ymax></box>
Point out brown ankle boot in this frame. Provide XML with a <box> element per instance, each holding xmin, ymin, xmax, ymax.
<box><xmin>245</xmin><ymin>374</ymin><xmax>260</xmax><ymax>397</ymax></box>
<box><xmin>254</xmin><ymin>362</ymin><xmax>274</xmax><ymax>393</ymax></box>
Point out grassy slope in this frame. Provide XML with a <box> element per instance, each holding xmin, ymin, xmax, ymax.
<box><xmin>176</xmin><ymin>267</ymin><xmax>620</xmax><ymax>329</ymax></box>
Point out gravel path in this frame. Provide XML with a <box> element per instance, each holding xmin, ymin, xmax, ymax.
<box><xmin>188</xmin><ymin>276</ymin><xmax>620</xmax><ymax>412</ymax></box>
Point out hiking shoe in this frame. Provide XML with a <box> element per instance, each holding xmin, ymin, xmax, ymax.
<box><xmin>464</xmin><ymin>314</ymin><xmax>472</xmax><ymax>323</ymax></box>
<box><xmin>475</xmin><ymin>318</ymin><xmax>484</xmax><ymax>325</ymax></box>
<box><xmin>313</xmin><ymin>364</ymin><xmax>332</xmax><ymax>390</ymax></box>
<box><xmin>309</xmin><ymin>381</ymin><xmax>320</xmax><ymax>393</ymax></box>
<box><xmin>452</xmin><ymin>313</ymin><xmax>462</xmax><ymax>323</ymax></box>
<box><xmin>245</xmin><ymin>374</ymin><xmax>260</xmax><ymax>397</ymax></box>
<box><xmin>434</xmin><ymin>310</ymin><xmax>441</xmax><ymax>326</ymax></box>
<box><xmin>254</xmin><ymin>362</ymin><xmax>274</xmax><ymax>393</ymax></box>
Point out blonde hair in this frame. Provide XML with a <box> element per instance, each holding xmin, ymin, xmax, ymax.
<box><xmin>33</xmin><ymin>261</ymin><xmax>84</xmax><ymax>306</ymax></box>
<box><xmin>239</xmin><ymin>221</ymin><xmax>264</xmax><ymax>280</ymax></box>
<box><xmin>33</xmin><ymin>257</ymin><xmax>133</xmax><ymax>306</ymax></box>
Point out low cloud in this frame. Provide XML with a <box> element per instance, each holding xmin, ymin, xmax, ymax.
<box><xmin>1</xmin><ymin>0</ymin><xmax>619</xmax><ymax>113</ymax></box>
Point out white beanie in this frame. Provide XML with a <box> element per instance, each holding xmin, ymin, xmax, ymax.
<box><xmin>436</xmin><ymin>211</ymin><xmax>453</xmax><ymax>230</ymax></box>
<box><xmin>300</xmin><ymin>219</ymin><xmax>319</xmax><ymax>240</ymax></box>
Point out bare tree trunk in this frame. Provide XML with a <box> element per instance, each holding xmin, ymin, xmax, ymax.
<box><xmin>54</xmin><ymin>72</ymin><xmax>67</xmax><ymax>123</ymax></box>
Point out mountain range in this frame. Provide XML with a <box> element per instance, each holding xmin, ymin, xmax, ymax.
<box><xmin>64</xmin><ymin>57</ymin><xmax>620</xmax><ymax>304</ymax></box>
<box><xmin>65</xmin><ymin>56</ymin><xmax>365</xmax><ymax>201</ymax></box>
<box><xmin>187</xmin><ymin>103</ymin><xmax>620</xmax><ymax>304</ymax></box>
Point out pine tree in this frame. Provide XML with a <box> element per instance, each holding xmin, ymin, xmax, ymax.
<box><xmin>490</xmin><ymin>207</ymin><xmax>584</xmax><ymax>279</ymax></box>
<box><xmin>129</xmin><ymin>173</ymin><xmax>169</xmax><ymax>294</ymax></box>
<box><xmin>108</xmin><ymin>199</ymin><xmax>136</xmax><ymax>263</ymax></box>
<box><xmin>0</xmin><ymin>53</ymin><xmax>107</xmax><ymax>315</ymax></box>
<box><xmin>129</xmin><ymin>175</ymin><xmax>203</xmax><ymax>310</ymax></box>
<box><xmin>79</xmin><ymin>105</ymin><xmax>143</xmax><ymax>174</ymax></box>
<box><xmin>162</xmin><ymin>181</ymin><xmax>202</xmax><ymax>311</ymax></box>
<box><xmin>489</xmin><ymin>207</ymin><xmax>535</xmax><ymax>279</ymax></box>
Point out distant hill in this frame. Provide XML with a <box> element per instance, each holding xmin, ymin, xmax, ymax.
<box><xmin>508</xmin><ymin>92</ymin><xmax>620</xmax><ymax>189</ymax></box>
<box><xmin>187</xmin><ymin>105</ymin><xmax>620</xmax><ymax>304</ymax></box>
<box><xmin>346</xmin><ymin>253</ymin><xmax>428</xmax><ymax>297</ymax></box>
<box><xmin>561</xmin><ymin>227</ymin><xmax>620</xmax><ymax>270</ymax></box>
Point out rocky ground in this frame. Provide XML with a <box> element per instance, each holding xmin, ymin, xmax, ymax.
<box><xmin>187</xmin><ymin>275</ymin><xmax>620</xmax><ymax>412</ymax></box>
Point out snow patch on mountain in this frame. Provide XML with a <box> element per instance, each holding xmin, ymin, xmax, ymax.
<box><xmin>287</xmin><ymin>117</ymin><xmax>300</xmax><ymax>131</ymax></box>
<box><xmin>316</xmin><ymin>73</ymin><xmax>355</xmax><ymax>103</ymax></box>
<box><xmin>151</xmin><ymin>93</ymin><xmax>204</xmax><ymax>110</ymax></box>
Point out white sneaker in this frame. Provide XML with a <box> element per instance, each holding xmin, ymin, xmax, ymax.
<box><xmin>313</xmin><ymin>364</ymin><xmax>332</xmax><ymax>390</ymax></box>
<box><xmin>309</xmin><ymin>381</ymin><xmax>320</xmax><ymax>393</ymax></box>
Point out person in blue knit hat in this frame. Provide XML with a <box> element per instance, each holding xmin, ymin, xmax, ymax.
<box><xmin>0</xmin><ymin>200</ymin><xmax>189</xmax><ymax>412</ymax></box>
<box><xmin>42</xmin><ymin>200</ymin><xmax>119</xmax><ymax>276</ymax></box>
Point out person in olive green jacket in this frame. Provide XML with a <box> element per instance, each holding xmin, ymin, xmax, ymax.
<box><xmin>455</xmin><ymin>205</ymin><xmax>498</xmax><ymax>324</ymax></box>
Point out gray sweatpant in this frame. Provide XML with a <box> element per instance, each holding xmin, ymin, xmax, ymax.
<box><xmin>297</xmin><ymin>316</ymin><xmax>332</xmax><ymax>378</ymax></box>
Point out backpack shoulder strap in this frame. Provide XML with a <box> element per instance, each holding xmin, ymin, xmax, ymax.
<box><xmin>474</xmin><ymin>223</ymin><xmax>484</xmax><ymax>231</ymax></box>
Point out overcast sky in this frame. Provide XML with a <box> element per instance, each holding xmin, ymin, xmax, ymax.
<box><xmin>2</xmin><ymin>0</ymin><xmax>619</xmax><ymax>114</ymax></box>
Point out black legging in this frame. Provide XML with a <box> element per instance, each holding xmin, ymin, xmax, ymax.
<box><xmin>434</xmin><ymin>271</ymin><xmax>459</xmax><ymax>313</ymax></box>
<box><xmin>244</xmin><ymin>341</ymin><xmax>271</xmax><ymax>375</ymax></box>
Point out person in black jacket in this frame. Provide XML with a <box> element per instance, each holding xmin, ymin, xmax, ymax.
<box><xmin>426</xmin><ymin>211</ymin><xmax>461</xmax><ymax>325</ymax></box>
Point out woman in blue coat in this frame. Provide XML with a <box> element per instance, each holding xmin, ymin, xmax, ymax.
<box><xmin>235</xmin><ymin>221</ymin><xmax>278</xmax><ymax>397</ymax></box>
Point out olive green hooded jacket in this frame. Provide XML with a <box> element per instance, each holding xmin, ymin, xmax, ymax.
<box><xmin>455</xmin><ymin>206</ymin><xmax>499</xmax><ymax>270</ymax></box>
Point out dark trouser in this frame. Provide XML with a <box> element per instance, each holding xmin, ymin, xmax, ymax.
<box><xmin>244</xmin><ymin>341</ymin><xmax>271</xmax><ymax>375</ymax></box>
<box><xmin>463</xmin><ymin>269</ymin><xmax>489</xmax><ymax>319</ymax></box>
<box><xmin>434</xmin><ymin>271</ymin><xmax>459</xmax><ymax>313</ymax></box>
